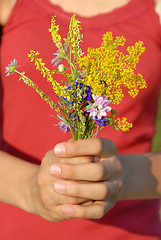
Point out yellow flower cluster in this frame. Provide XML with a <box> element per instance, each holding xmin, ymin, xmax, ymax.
<box><xmin>116</xmin><ymin>117</ymin><xmax>133</xmax><ymax>131</ymax></box>
<box><xmin>68</xmin><ymin>15</ymin><xmax>83</xmax><ymax>59</ymax></box>
<box><xmin>48</xmin><ymin>16</ymin><xmax>63</xmax><ymax>52</ymax></box>
<box><xmin>7</xmin><ymin>15</ymin><xmax>147</xmax><ymax>138</ymax></box>
<box><xmin>79</xmin><ymin>32</ymin><xmax>147</xmax><ymax>104</ymax></box>
<box><xmin>28</xmin><ymin>50</ymin><xmax>71</xmax><ymax>101</ymax></box>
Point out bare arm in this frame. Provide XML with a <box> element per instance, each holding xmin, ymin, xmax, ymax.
<box><xmin>119</xmin><ymin>151</ymin><xmax>161</xmax><ymax>200</ymax></box>
<box><xmin>0</xmin><ymin>151</ymin><xmax>39</xmax><ymax>211</ymax></box>
<box><xmin>0</xmin><ymin>148</ymin><xmax>91</xmax><ymax>221</ymax></box>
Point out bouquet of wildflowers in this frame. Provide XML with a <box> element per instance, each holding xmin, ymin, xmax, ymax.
<box><xmin>6</xmin><ymin>15</ymin><xmax>147</xmax><ymax>140</ymax></box>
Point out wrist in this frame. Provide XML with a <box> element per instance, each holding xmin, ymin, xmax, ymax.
<box><xmin>17</xmin><ymin>162</ymin><xmax>40</xmax><ymax>213</ymax></box>
<box><xmin>118</xmin><ymin>152</ymin><xmax>161</xmax><ymax>200</ymax></box>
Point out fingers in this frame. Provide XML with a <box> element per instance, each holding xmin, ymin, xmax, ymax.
<box><xmin>40</xmin><ymin>200</ymin><xmax>111</xmax><ymax>221</ymax></box>
<box><xmin>58</xmin><ymin>155</ymin><xmax>97</xmax><ymax>164</ymax></box>
<box><xmin>60</xmin><ymin>199</ymin><xmax>115</xmax><ymax>219</ymax></box>
<box><xmin>48</xmin><ymin>202</ymin><xmax>106</xmax><ymax>221</ymax></box>
<box><xmin>54</xmin><ymin>138</ymin><xmax>117</xmax><ymax>158</ymax></box>
<box><xmin>50</xmin><ymin>157</ymin><xmax>122</xmax><ymax>181</ymax></box>
<box><xmin>43</xmin><ymin>148</ymin><xmax>97</xmax><ymax>166</ymax></box>
<box><xmin>54</xmin><ymin>180</ymin><xmax>122</xmax><ymax>201</ymax></box>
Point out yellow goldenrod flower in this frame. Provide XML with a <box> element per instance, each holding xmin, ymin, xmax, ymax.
<box><xmin>116</xmin><ymin>117</ymin><xmax>133</xmax><ymax>131</ymax></box>
<box><xmin>79</xmin><ymin>31</ymin><xmax>146</xmax><ymax>104</ymax></box>
<box><xmin>7</xmin><ymin>15</ymin><xmax>147</xmax><ymax>139</ymax></box>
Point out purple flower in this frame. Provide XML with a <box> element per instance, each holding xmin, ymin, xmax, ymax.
<box><xmin>62</xmin><ymin>82</ymin><xmax>92</xmax><ymax>104</ymax></box>
<box><xmin>92</xmin><ymin>116</ymin><xmax>107</xmax><ymax>126</ymax></box>
<box><xmin>86</xmin><ymin>94</ymin><xmax>112</xmax><ymax>126</ymax></box>
<box><xmin>57</xmin><ymin>113</ymin><xmax>76</xmax><ymax>133</ymax></box>
<box><xmin>57</xmin><ymin>114</ymin><xmax>71</xmax><ymax>132</ymax></box>
<box><xmin>84</xmin><ymin>85</ymin><xmax>92</xmax><ymax>100</ymax></box>
<box><xmin>86</xmin><ymin>94</ymin><xmax>112</xmax><ymax>120</ymax></box>
<box><xmin>58</xmin><ymin>121</ymin><xmax>71</xmax><ymax>132</ymax></box>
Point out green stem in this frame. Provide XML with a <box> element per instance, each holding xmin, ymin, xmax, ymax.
<box><xmin>15</xmin><ymin>70</ymin><xmax>58</xmax><ymax>109</ymax></box>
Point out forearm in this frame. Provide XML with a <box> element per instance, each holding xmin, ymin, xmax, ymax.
<box><xmin>0</xmin><ymin>150</ymin><xmax>39</xmax><ymax>212</ymax></box>
<box><xmin>119</xmin><ymin>151</ymin><xmax>161</xmax><ymax>200</ymax></box>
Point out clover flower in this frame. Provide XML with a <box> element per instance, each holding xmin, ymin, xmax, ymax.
<box><xmin>5</xmin><ymin>59</ymin><xmax>19</xmax><ymax>76</ymax></box>
<box><xmin>86</xmin><ymin>94</ymin><xmax>112</xmax><ymax>123</ymax></box>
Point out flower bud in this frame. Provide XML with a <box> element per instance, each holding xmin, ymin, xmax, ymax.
<box><xmin>58</xmin><ymin>64</ymin><xmax>65</xmax><ymax>72</ymax></box>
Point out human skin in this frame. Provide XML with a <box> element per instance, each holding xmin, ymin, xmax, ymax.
<box><xmin>0</xmin><ymin>0</ymin><xmax>161</xmax><ymax>222</ymax></box>
<box><xmin>50</xmin><ymin>138</ymin><xmax>161</xmax><ymax>219</ymax></box>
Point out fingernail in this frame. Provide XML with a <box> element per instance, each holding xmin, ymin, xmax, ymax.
<box><xmin>50</xmin><ymin>165</ymin><xmax>61</xmax><ymax>176</ymax></box>
<box><xmin>54</xmin><ymin>181</ymin><xmax>66</xmax><ymax>194</ymax></box>
<box><xmin>54</xmin><ymin>144</ymin><xmax>66</xmax><ymax>156</ymax></box>
<box><xmin>62</xmin><ymin>205</ymin><xmax>73</xmax><ymax>216</ymax></box>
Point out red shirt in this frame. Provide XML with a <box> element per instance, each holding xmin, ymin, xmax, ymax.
<box><xmin>0</xmin><ymin>0</ymin><xmax>161</xmax><ymax>239</ymax></box>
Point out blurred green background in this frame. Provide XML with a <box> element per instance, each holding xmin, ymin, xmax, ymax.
<box><xmin>152</xmin><ymin>94</ymin><xmax>161</xmax><ymax>151</ymax></box>
<box><xmin>152</xmin><ymin>94</ymin><xmax>161</xmax><ymax>217</ymax></box>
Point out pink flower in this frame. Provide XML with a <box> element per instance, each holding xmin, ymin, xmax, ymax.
<box><xmin>86</xmin><ymin>94</ymin><xmax>112</xmax><ymax>119</ymax></box>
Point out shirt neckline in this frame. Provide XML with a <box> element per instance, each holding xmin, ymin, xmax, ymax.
<box><xmin>31</xmin><ymin>0</ymin><xmax>153</xmax><ymax>27</ymax></box>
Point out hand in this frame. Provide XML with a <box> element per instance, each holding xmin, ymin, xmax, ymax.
<box><xmin>29</xmin><ymin>149</ymin><xmax>93</xmax><ymax>222</ymax></box>
<box><xmin>51</xmin><ymin>138</ymin><xmax>123</xmax><ymax>219</ymax></box>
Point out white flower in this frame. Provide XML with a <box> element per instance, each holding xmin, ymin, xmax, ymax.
<box><xmin>58</xmin><ymin>64</ymin><xmax>65</xmax><ymax>72</ymax></box>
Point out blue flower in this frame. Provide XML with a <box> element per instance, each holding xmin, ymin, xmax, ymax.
<box><xmin>5</xmin><ymin>59</ymin><xmax>19</xmax><ymax>76</ymax></box>
<box><xmin>92</xmin><ymin>116</ymin><xmax>107</xmax><ymax>126</ymax></box>
<box><xmin>84</xmin><ymin>85</ymin><xmax>92</xmax><ymax>100</ymax></box>
<box><xmin>63</xmin><ymin>82</ymin><xmax>92</xmax><ymax>104</ymax></box>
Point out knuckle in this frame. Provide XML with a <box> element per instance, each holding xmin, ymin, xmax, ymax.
<box><xmin>43</xmin><ymin>150</ymin><xmax>58</xmax><ymax>166</ymax></box>
<box><xmin>69</xmin><ymin>182</ymin><xmax>80</xmax><ymax>196</ymax></box>
<box><xmin>94</xmin><ymin>138</ymin><xmax>103</xmax><ymax>154</ymax></box>
<box><xmin>110</xmin><ymin>140</ymin><xmax>117</xmax><ymax>155</ymax></box>
<box><xmin>41</xmin><ymin>193</ymin><xmax>50</xmax><ymax>206</ymax></box>
<box><xmin>67</xmin><ymin>165</ymin><xmax>77</xmax><ymax>179</ymax></box>
<box><xmin>66</xmin><ymin>141</ymin><xmax>78</xmax><ymax>155</ymax></box>
<box><xmin>95</xmin><ymin>206</ymin><xmax>105</xmax><ymax>219</ymax></box>
<box><xmin>81</xmin><ymin>207</ymin><xmax>87</xmax><ymax>218</ymax></box>
<box><xmin>67</xmin><ymin>196</ymin><xmax>80</xmax><ymax>204</ymax></box>
<box><xmin>111</xmin><ymin>156</ymin><xmax>122</xmax><ymax>176</ymax></box>
<box><xmin>116</xmin><ymin>160</ymin><xmax>123</xmax><ymax>175</ymax></box>
<box><xmin>43</xmin><ymin>150</ymin><xmax>54</xmax><ymax>162</ymax></box>
<box><xmin>94</xmin><ymin>164</ymin><xmax>105</xmax><ymax>181</ymax></box>
<box><xmin>117</xmin><ymin>179</ymin><xmax>123</xmax><ymax>191</ymax></box>
<box><xmin>48</xmin><ymin>209</ymin><xmax>64</xmax><ymax>222</ymax></box>
<box><xmin>99</xmin><ymin>183</ymin><xmax>108</xmax><ymax>199</ymax></box>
